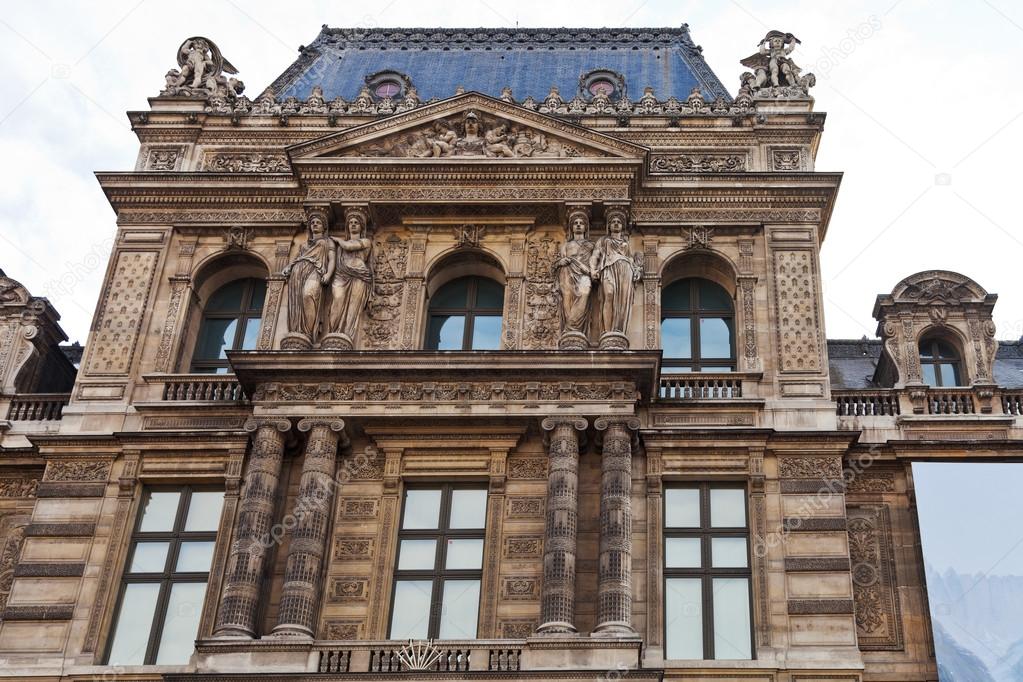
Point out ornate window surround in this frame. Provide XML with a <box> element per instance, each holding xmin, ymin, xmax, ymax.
<box><xmin>421</xmin><ymin>249</ymin><xmax>508</xmax><ymax>351</ymax></box>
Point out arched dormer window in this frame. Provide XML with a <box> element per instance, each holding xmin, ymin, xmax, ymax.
<box><xmin>919</xmin><ymin>337</ymin><xmax>963</xmax><ymax>387</ymax></box>
<box><xmin>426</xmin><ymin>276</ymin><xmax>504</xmax><ymax>350</ymax></box>
<box><xmin>190</xmin><ymin>278</ymin><xmax>266</xmax><ymax>373</ymax></box>
<box><xmin>661</xmin><ymin>278</ymin><xmax>735</xmax><ymax>372</ymax></box>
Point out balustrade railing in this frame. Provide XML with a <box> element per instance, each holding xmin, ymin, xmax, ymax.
<box><xmin>659</xmin><ymin>373</ymin><xmax>743</xmax><ymax>400</ymax></box>
<box><xmin>926</xmin><ymin>389</ymin><xmax>976</xmax><ymax>415</ymax></box>
<box><xmin>833</xmin><ymin>390</ymin><xmax>900</xmax><ymax>416</ymax></box>
<box><xmin>159</xmin><ymin>375</ymin><xmax>246</xmax><ymax>402</ymax></box>
<box><xmin>5</xmin><ymin>393</ymin><xmax>70</xmax><ymax>421</ymax></box>
<box><xmin>1003</xmin><ymin>392</ymin><xmax>1023</xmax><ymax>416</ymax></box>
<box><xmin>315</xmin><ymin>641</ymin><xmax>521</xmax><ymax>674</ymax></box>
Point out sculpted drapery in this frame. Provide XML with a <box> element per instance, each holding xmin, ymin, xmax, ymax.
<box><xmin>281</xmin><ymin>206</ymin><xmax>373</xmax><ymax>351</ymax></box>
<box><xmin>553</xmin><ymin>209</ymin><xmax>595</xmax><ymax>350</ymax></box>
<box><xmin>590</xmin><ymin>208</ymin><xmax>642</xmax><ymax>350</ymax></box>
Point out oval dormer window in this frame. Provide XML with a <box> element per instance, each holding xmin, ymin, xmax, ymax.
<box><xmin>374</xmin><ymin>80</ymin><xmax>401</xmax><ymax>98</ymax></box>
<box><xmin>588</xmin><ymin>79</ymin><xmax>615</xmax><ymax>97</ymax></box>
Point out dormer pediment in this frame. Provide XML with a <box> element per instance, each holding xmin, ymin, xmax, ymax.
<box><xmin>287</xmin><ymin>92</ymin><xmax>648</xmax><ymax>163</ymax></box>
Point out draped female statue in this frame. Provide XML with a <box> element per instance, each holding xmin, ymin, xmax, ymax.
<box><xmin>553</xmin><ymin>208</ymin><xmax>594</xmax><ymax>349</ymax></box>
<box><xmin>322</xmin><ymin>207</ymin><xmax>373</xmax><ymax>350</ymax></box>
<box><xmin>589</xmin><ymin>208</ymin><xmax>642</xmax><ymax>350</ymax></box>
<box><xmin>281</xmin><ymin>209</ymin><xmax>335</xmax><ymax>350</ymax></box>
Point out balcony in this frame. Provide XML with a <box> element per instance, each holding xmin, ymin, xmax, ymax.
<box><xmin>315</xmin><ymin>640</ymin><xmax>522</xmax><ymax>673</ymax></box>
<box><xmin>657</xmin><ymin>372</ymin><xmax>759</xmax><ymax>401</ymax></box>
<box><xmin>4</xmin><ymin>393</ymin><xmax>70</xmax><ymax>421</ymax></box>
<box><xmin>834</xmin><ymin>385</ymin><xmax>1023</xmax><ymax>430</ymax></box>
<box><xmin>141</xmin><ymin>374</ymin><xmax>247</xmax><ymax>403</ymax></box>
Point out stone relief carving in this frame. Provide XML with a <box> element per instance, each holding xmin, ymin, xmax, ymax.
<box><xmin>203</xmin><ymin>152</ymin><xmax>290</xmax><ymax>173</ymax></box>
<box><xmin>281</xmin><ymin>207</ymin><xmax>373</xmax><ymax>351</ymax></box>
<box><xmin>0</xmin><ymin>524</ymin><xmax>26</xmax><ymax>612</ymax></box>
<box><xmin>43</xmin><ymin>460</ymin><xmax>111</xmax><ymax>482</ymax></box>
<box><xmin>252</xmin><ymin>381</ymin><xmax>635</xmax><ymax>404</ymax></box>
<box><xmin>361</xmin><ymin>234</ymin><xmax>408</xmax><ymax>350</ymax></box>
<box><xmin>681</xmin><ymin>225</ymin><xmax>714</xmax><ymax>251</ymax></box>
<box><xmin>84</xmin><ymin>250</ymin><xmax>158</xmax><ymax>376</ymax></box>
<box><xmin>161</xmin><ymin>36</ymin><xmax>244</xmax><ymax>99</ymax></box>
<box><xmin>344</xmin><ymin>109</ymin><xmax>590</xmax><ymax>159</ymax></box>
<box><xmin>649</xmin><ymin>154</ymin><xmax>747</xmax><ymax>173</ymax></box>
<box><xmin>516</xmin><ymin>234</ymin><xmax>559</xmax><ymax>350</ymax></box>
<box><xmin>507</xmin><ymin>458</ymin><xmax>548</xmax><ymax>480</ymax></box>
<box><xmin>740</xmin><ymin>30</ymin><xmax>816</xmax><ymax>98</ymax></box>
<box><xmin>848</xmin><ymin>505</ymin><xmax>904</xmax><ymax>650</ymax></box>
<box><xmin>777</xmin><ymin>456</ymin><xmax>843</xmax><ymax>480</ymax></box>
<box><xmin>771</xmin><ymin>148</ymin><xmax>805</xmax><ymax>171</ymax></box>
<box><xmin>553</xmin><ymin>209</ymin><xmax>594</xmax><ymax>350</ymax></box>
<box><xmin>772</xmin><ymin>250</ymin><xmax>822</xmax><ymax>372</ymax></box>
<box><xmin>145</xmin><ymin>148</ymin><xmax>181</xmax><ymax>171</ymax></box>
<box><xmin>0</xmin><ymin>478</ymin><xmax>38</xmax><ymax>498</ymax></box>
<box><xmin>591</xmin><ymin>208</ymin><xmax>643</xmax><ymax>350</ymax></box>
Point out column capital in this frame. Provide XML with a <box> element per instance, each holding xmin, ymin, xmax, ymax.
<box><xmin>541</xmin><ymin>416</ymin><xmax>588</xmax><ymax>432</ymax></box>
<box><xmin>243</xmin><ymin>417</ymin><xmax>291</xmax><ymax>434</ymax></box>
<box><xmin>297</xmin><ymin>417</ymin><xmax>346</xmax><ymax>433</ymax></box>
<box><xmin>594</xmin><ymin>416</ymin><xmax>640</xmax><ymax>431</ymax></box>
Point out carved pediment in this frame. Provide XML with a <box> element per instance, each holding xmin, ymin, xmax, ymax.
<box><xmin>287</xmin><ymin>92</ymin><xmax>647</xmax><ymax>162</ymax></box>
<box><xmin>888</xmin><ymin>270</ymin><xmax>990</xmax><ymax>306</ymax></box>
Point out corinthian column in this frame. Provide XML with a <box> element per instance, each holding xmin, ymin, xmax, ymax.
<box><xmin>214</xmin><ymin>418</ymin><xmax>291</xmax><ymax>639</ymax></box>
<box><xmin>592</xmin><ymin>416</ymin><xmax>640</xmax><ymax>637</ymax></box>
<box><xmin>535</xmin><ymin>417</ymin><xmax>587</xmax><ymax>635</ymax></box>
<box><xmin>271</xmin><ymin>419</ymin><xmax>347</xmax><ymax>637</ymax></box>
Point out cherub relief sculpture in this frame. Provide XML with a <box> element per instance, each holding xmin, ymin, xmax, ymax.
<box><xmin>161</xmin><ymin>36</ymin><xmax>244</xmax><ymax>98</ymax></box>
<box><xmin>349</xmin><ymin>109</ymin><xmax>583</xmax><ymax>159</ymax></box>
<box><xmin>590</xmin><ymin>208</ymin><xmax>643</xmax><ymax>350</ymax></box>
<box><xmin>740</xmin><ymin>30</ymin><xmax>815</xmax><ymax>97</ymax></box>
<box><xmin>282</xmin><ymin>207</ymin><xmax>374</xmax><ymax>351</ymax></box>
<box><xmin>282</xmin><ymin>209</ymin><xmax>336</xmax><ymax>350</ymax></box>
<box><xmin>553</xmin><ymin>209</ymin><xmax>595</xmax><ymax>350</ymax></box>
<box><xmin>323</xmin><ymin>207</ymin><xmax>373</xmax><ymax>351</ymax></box>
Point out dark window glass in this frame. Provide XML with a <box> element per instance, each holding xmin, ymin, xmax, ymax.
<box><xmin>661</xmin><ymin>278</ymin><xmax>735</xmax><ymax>372</ymax></box>
<box><xmin>390</xmin><ymin>485</ymin><xmax>487</xmax><ymax>640</ymax></box>
<box><xmin>918</xmin><ymin>338</ymin><xmax>963</xmax><ymax>387</ymax></box>
<box><xmin>191</xmin><ymin>278</ymin><xmax>265</xmax><ymax>373</ymax></box>
<box><xmin>374</xmin><ymin>81</ymin><xmax>401</xmax><ymax>98</ymax></box>
<box><xmin>106</xmin><ymin>488</ymin><xmax>224</xmax><ymax>665</ymax></box>
<box><xmin>664</xmin><ymin>485</ymin><xmax>752</xmax><ymax>661</ymax></box>
<box><xmin>426</xmin><ymin>276</ymin><xmax>504</xmax><ymax>351</ymax></box>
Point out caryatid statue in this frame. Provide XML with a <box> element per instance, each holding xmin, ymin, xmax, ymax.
<box><xmin>590</xmin><ymin>207</ymin><xmax>643</xmax><ymax>350</ymax></box>
<box><xmin>553</xmin><ymin>208</ymin><xmax>595</xmax><ymax>350</ymax></box>
<box><xmin>322</xmin><ymin>206</ymin><xmax>373</xmax><ymax>351</ymax></box>
<box><xmin>282</xmin><ymin>208</ymin><xmax>336</xmax><ymax>350</ymax></box>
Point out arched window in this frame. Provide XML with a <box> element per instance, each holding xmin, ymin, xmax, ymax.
<box><xmin>426</xmin><ymin>276</ymin><xmax>503</xmax><ymax>350</ymax></box>
<box><xmin>190</xmin><ymin>278</ymin><xmax>266</xmax><ymax>373</ymax></box>
<box><xmin>661</xmin><ymin>278</ymin><xmax>735</xmax><ymax>372</ymax></box>
<box><xmin>919</xmin><ymin>337</ymin><xmax>962</xmax><ymax>387</ymax></box>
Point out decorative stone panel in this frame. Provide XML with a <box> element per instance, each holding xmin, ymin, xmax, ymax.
<box><xmin>83</xmin><ymin>250</ymin><xmax>159</xmax><ymax>376</ymax></box>
<box><xmin>848</xmin><ymin>505</ymin><xmax>904</xmax><ymax>650</ymax></box>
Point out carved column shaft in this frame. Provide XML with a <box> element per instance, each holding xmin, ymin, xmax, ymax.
<box><xmin>593</xmin><ymin>417</ymin><xmax>639</xmax><ymax>636</ymax></box>
<box><xmin>536</xmin><ymin>417</ymin><xmax>586</xmax><ymax>634</ymax></box>
<box><xmin>214</xmin><ymin>418</ymin><xmax>290</xmax><ymax>639</ymax></box>
<box><xmin>272</xmin><ymin>419</ymin><xmax>346</xmax><ymax>637</ymax></box>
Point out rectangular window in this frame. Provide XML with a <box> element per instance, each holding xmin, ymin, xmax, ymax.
<box><xmin>389</xmin><ymin>485</ymin><xmax>487</xmax><ymax>640</ymax></box>
<box><xmin>106</xmin><ymin>487</ymin><xmax>224</xmax><ymax>665</ymax></box>
<box><xmin>664</xmin><ymin>484</ymin><xmax>753</xmax><ymax>660</ymax></box>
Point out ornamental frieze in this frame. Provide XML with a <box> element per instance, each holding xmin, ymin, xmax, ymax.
<box><xmin>43</xmin><ymin>460</ymin><xmax>111</xmax><ymax>482</ymax></box>
<box><xmin>649</xmin><ymin>153</ymin><xmax>748</xmax><ymax>173</ymax></box>
<box><xmin>252</xmin><ymin>381</ymin><xmax>636</xmax><ymax>403</ymax></box>
<box><xmin>201</xmin><ymin>152</ymin><xmax>290</xmax><ymax>173</ymax></box>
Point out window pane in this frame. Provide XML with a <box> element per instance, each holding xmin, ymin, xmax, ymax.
<box><xmin>661</xmin><ymin>318</ymin><xmax>692</xmax><ymax>359</ymax></box>
<box><xmin>474</xmin><ymin>278</ymin><xmax>504</xmax><ymax>308</ymax></box>
<box><xmin>665</xmin><ymin>578</ymin><xmax>702</xmax><ymax>659</ymax></box>
<box><xmin>921</xmin><ymin>363</ymin><xmax>937</xmax><ymax>386</ymax></box>
<box><xmin>918</xmin><ymin>341</ymin><xmax>935</xmax><ymax>359</ymax></box>
<box><xmin>661</xmin><ymin>279</ymin><xmax>691</xmax><ymax>312</ymax></box>
<box><xmin>712</xmin><ymin>578</ymin><xmax>751</xmax><ymax>659</ymax></box>
<box><xmin>427</xmin><ymin>315</ymin><xmax>465</xmax><ymax>350</ymax></box>
<box><xmin>939</xmin><ymin>363</ymin><xmax>958</xmax><ymax>386</ymax></box>
<box><xmin>712</xmin><ymin>537</ymin><xmax>748</xmax><ymax>568</ymax></box>
<box><xmin>936</xmin><ymin>341</ymin><xmax>957</xmax><ymax>359</ymax></box>
<box><xmin>431</xmin><ymin>278</ymin><xmax>470</xmax><ymax>309</ymax></box>
<box><xmin>206</xmin><ymin>280</ymin><xmax>245</xmax><ymax>312</ymax></box>
<box><xmin>449</xmin><ymin>489</ymin><xmax>487</xmax><ymax>528</ymax></box>
<box><xmin>701</xmin><ymin>366</ymin><xmax>733</xmax><ymax>373</ymax></box>
<box><xmin>130</xmin><ymin>542</ymin><xmax>169</xmax><ymax>573</ymax></box>
<box><xmin>177</xmin><ymin>541</ymin><xmax>216</xmax><ymax>572</ymax></box>
<box><xmin>661</xmin><ymin>365</ymin><xmax>692</xmax><ymax>373</ymax></box>
<box><xmin>240</xmin><ymin>317</ymin><xmax>261</xmax><ymax>350</ymax></box>
<box><xmin>403</xmin><ymin>489</ymin><xmax>442</xmax><ymax>529</ymax></box>
<box><xmin>710</xmin><ymin>489</ymin><xmax>746</xmax><ymax>527</ymax></box>
<box><xmin>185</xmin><ymin>492</ymin><xmax>224</xmax><ymax>532</ymax></box>
<box><xmin>139</xmin><ymin>492</ymin><xmax>181</xmax><ymax>532</ymax></box>
<box><xmin>195</xmin><ymin>318</ymin><xmax>238</xmax><ymax>360</ymax></box>
<box><xmin>446</xmin><ymin>538</ymin><xmax>484</xmax><ymax>569</ymax></box>
<box><xmin>155</xmin><ymin>581</ymin><xmax>207</xmax><ymax>665</ymax></box>
<box><xmin>398</xmin><ymin>539</ymin><xmax>437</xmax><ymax>570</ymax></box>
<box><xmin>439</xmin><ymin>579</ymin><xmax>480</xmax><ymax>639</ymax></box>
<box><xmin>665</xmin><ymin>489</ymin><xmax>700</xmax><ymax>527</ymax></box>
<box><xmin>248</xmin><ymin>279</ymin><xmax>267</xmax><ymax>311</ymax></box>
<box><xmin>665</xmin><ymin>537</ymin><xmax>701</xmax><ymax>568</ymax></box>
<box><xmin>107</xmin><ymin>582</ymin><xmax>161</xmax><ymax>665</ymax></box>
<box><xmin>470</xmin><ymin>315</ymin><xmax>502</xmax><ymax>350</ymax></box>
<box><xmin>698</xmin><ymin>280</ymin><xmax>732</xmax><ymax>310</ymax></box>
<box><xmin>699</xmin><ymin>317</ymin><xmax>733</xmax><ymax>359</ymax></box>
<box><xmin>390</xmin><ymin>581</ymin><xmax>433</xmax><ymax>639</ymax></box>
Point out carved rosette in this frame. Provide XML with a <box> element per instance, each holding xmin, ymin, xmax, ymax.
<box><xmin>535</xmin><ymin>417</ymin><xmax>587</xmax><ymax>635</ymax></box>
<box><xmin>213</xmin><ymin>418</ymin><xmax>291</xmax><ymax>638</ymax></box>
<box><xmin>272</xmin><ymin>419</ymin><xmax>346</xmax><ymax>638</ymax></box>
<box><xmin>592</xmin><ymin>416</ymin><xmax>640</xmax><ymax>636</ymax></box>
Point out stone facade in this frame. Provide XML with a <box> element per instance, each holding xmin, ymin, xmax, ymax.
<box><xmin>0</xmin><ymin>24</ymin><xmax>1019</xmax><ymax>682</ymax></box>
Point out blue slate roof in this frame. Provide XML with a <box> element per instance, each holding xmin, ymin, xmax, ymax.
<box><xmin>270</xmin><ymin>26</ymin><xmax>732</xmax><ymax>103</ymax></box>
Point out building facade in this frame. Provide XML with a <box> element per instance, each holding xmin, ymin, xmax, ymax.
<box><xmin>0</xmin><ymin>24</ymin><xmax>1021</xmax><ymax>682</ymax></box>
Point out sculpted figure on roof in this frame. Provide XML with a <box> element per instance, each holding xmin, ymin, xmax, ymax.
<box><xmin>161</xmin><ymin>36</ymin><xmax>244</xmax><ymax>98</ymax></box>
<box><xmin>740</xmin><ymin>30</ymin><xmax>815</xmax><ymax>97</ymax></box>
